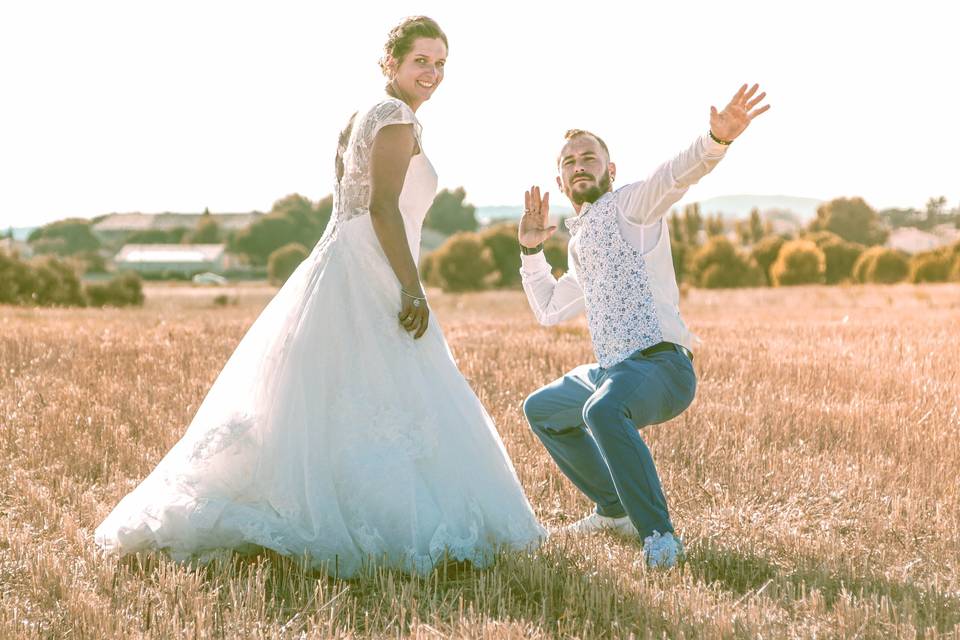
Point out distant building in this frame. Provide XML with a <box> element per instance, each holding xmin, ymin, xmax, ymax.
<box><xmin>932</xmin><ymin>223</ymin><xmax>960</xmax><ymax>245</ymax></box>
<box><xmin>886</xmin><ymin>226</ymin><xmax>960</xmax><ymax>254</ymax></box>
<box><xmin>92</xmin><ymin>212</ymin><xmax>262</xmax><ymax>244</ymax></box>
<box><xmin>114</xmin><ymin>243</ymin><xmax>232</xmax><ymax>275</ymax></box>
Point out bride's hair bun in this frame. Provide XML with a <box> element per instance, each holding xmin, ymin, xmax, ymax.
<box><xmin>379</xmin><ymin>16</ymin><xmax>448</xmax><ymax>77</ymax></box>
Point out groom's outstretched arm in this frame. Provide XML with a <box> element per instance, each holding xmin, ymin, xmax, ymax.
<box><xmin>617</xmin><ymin>134</ymin><xmax>728</xmax><ymax>227</ymax></box>
<box><xmin>619</xmin><ymin>83</ymin><xmax>770</xmax><ymax>226</ymax></box>
<box><xmin>518</xmin><ymin>186</ymin><xmax>585</xmax><ymax>325</ymax></box>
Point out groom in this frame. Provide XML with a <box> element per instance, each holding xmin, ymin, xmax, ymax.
<box><xmin>518</xmin><ymin>84</ymin><xmax>770</xmax><ymax>568</ymax></box>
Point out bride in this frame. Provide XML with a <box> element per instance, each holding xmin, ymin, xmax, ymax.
<box><xmin>94</xmin><ymin>16</ymin><xmax>546</xmax><ymax>577</ymax></box>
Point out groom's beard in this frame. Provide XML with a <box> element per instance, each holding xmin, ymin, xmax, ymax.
<box><xmin>570</xmin><ymin>170</ymin><xmax>612</xmax><ymax>205</ymax></box>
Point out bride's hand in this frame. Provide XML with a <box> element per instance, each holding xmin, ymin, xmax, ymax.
<box><xmin>398</xmin><ymin>285</ymin><xmax>429</xmax><ymax>339</ymax></box>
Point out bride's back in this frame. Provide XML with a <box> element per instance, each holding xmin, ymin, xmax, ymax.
<box><xmin>333</xmin><ymin>96</ymin><xmax>438</xmax><ymax>263</ymax></box>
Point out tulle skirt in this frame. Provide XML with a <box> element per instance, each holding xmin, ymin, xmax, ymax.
<box><xmin>93</xmin><ymin>215</ymin><xmax>547</xmax><ymax>576</ymax></box>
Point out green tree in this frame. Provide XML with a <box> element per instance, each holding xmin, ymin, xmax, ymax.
<box><xmin>705</xmin><ymin>213</ymin><xmax>725</xmax><ymax>237</ymax></box>
<box><xmin>27</xmin><ymin>218</ymin><xmax>101</xmax><ymax>256</ymax></box>
<box><xmin>127</xmin><ymin>227</ymin><xmax>189</xmax><ymax>244</ymax></box>
<box><xmin>185</xmin><ymin>217</ymin><xmax>222</xmax><ymax>244</ymax></box>
<box><xmin>0</xmin><ymin>251</ymin><xmax>36</xmax><ymax>304</ymax></box>
<box><xmin>272</xmin><ymin>193</ymin><xmax>330</xmax><ymax>239</ymax></box>
<box><xmin>231</xmin><ymin>213</ymin><xmax>303</xmax><ymax>266</ymax></box>
<box><xmin>908</xmin><ymin>249</ymin><xmax>954</xmax><ymax>283</ymax></box>
<box><xmin>67</xmin><ymin>251</ymin><xmax>108</xmax><ymax>276</ymax></box>
<box><xmin>267</xmin><ymin>242</ymin><xmax>309</xmax><ymax>285</ymax></box>
<box><xmin>770</xmin><ymin>240</ymin><xmax>825</xmax><ymax>286</ymax></box>
<box><xmin>271</xmin><ymin>194</ymin><xmax>315</xmax><ymax>225</ymax></box>
<box><xmin>748</xmin><ymin>208</ymin><xmax>764</xmax><ymax>243</ymax></box>
<box><xmin>261</xmin><ymin>193</ymin><xmax>333</xmax><ymax>251</ymax></box>
<box><xmin>750</xmin><ymin>235</ymin><xmax>786</xmax><ymax>284</ymax></box>
<box><xmin>803</xmin><ymin>230</ymin><xmax>842</xmax><ymax>246</ymax></box>
<box><xmin>432</xmin><ymin>232</ymin><xmax>494</xmax><ymax>291</ymax></box>
<box><xmin>425</xmin><ymin>188</ymin><xmax>478</xmax><ymax>235</ymax></box>
<box><xmin>820</xmin><ymin>237</ymin><xmax>864</xmax><ymax>284</ymax></box>
<box><xmin>479</xmin><ymin>222</ymin><xmax>521</xmax><ymax>287</ymax></box>
<box><xmin>682</xmin><ymin>203</ymin><xmax>702</xmax><ymax>245</ymax></box>
<box><xmin>925</xmin><ymin>196</ymin><xmax>948</xmax><ymax>227</ymax></box>
<box><xmin>690</xmin><ymin>237</ymin><xmax>765</xmax><ymax>289</ymax></box>
<box><xmin>28</xmin><ymin>255</ymin><xmax>87</xmax><ymax>306</ymax></box>
<box><xmin>735</xmin><ymin>219</ymin><xmax>751</xmax><ymax>246</ymax></box>
<box><xmin>802</xmin><ymin>231</ymin><xmax>864</xmax><ymax>284</ymax></box>
<box><xmin>84</xmin><ymin>272</ymin><xmax>144</xmax><ymax>307</ymax></box>
<box><xmin>879</xmin><ymin>207</ymin><xmax>921</xmax><ymax>229</ymax></box>
<box><xmin>30</xmin><ymin>237</ymin><xmax>69</xmax><ymax>256</ymax></box>
<box><xmin>853</xmin><ymin>247</ymin><xmax>909</xmax><ymax>284</ymax></box>
<box><xmin>808</xmin><ymin>197</ymin><xmax>888</xmax><ymax>246</ymax></box>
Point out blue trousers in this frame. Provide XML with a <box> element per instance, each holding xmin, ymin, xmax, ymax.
<box><xmin>523</xmin><ymin>345</ymin><xmax>696</xmax><ymax>538</ymax></box>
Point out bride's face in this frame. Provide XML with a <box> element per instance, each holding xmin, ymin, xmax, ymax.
<box><xmin>388</xmin><ymin>37</ymin><xmax>447</xmax><ymax>108</ymax></box>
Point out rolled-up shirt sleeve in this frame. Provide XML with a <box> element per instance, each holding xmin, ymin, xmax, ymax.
<box><xmin>519</xmin><ymin>250</ymin><xmax>585</xmax><ymax>326</ymax></box>
<box><xmin>618</xmin><ymin>133</ymin><xmax>728</xmax><ymax>226</ymax></box>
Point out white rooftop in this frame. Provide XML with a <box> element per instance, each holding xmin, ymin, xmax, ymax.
<box><xmin>94</xmin><ymin>212</ymin><xmax>260</xmax><ymax>232</ymax></box>
<box><xmin>115</xmin><ymin>243</ymin><xmax>225</xmax><ymax>263</ymax></box>
<box><xmin>886</xmin><ymin>227</ymin><xmax>959</xmax><ymax>255</ymax></box>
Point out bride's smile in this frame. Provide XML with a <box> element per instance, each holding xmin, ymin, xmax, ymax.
<box><xmin>385</xmin><ymin>38</ymin><xmax>446</xmax><ymax>111</ymax></box>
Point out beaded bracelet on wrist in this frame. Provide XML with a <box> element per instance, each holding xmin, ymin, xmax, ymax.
<box><xmin>709</xmin><ymin>130</ymin><xmax>733</xmax><ymax>146</ymax></box>
<box><xmin>520</xmin><ymin>243</ymin><xmax>544</xmax><ymax>255</ymax></box>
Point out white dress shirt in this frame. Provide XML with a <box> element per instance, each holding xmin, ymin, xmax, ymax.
<box><xmin>520</xmin><ymin>133</ymin><xmax>728</xmax><ymax>363</ymax></box>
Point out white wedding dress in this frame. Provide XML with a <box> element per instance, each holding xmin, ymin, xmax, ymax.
<box><xmin>94</xmin><ymin>96</ymin><xmax>547</xmax><ymax>576</ymax></box>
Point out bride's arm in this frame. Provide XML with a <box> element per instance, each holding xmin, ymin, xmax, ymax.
<box><xmin>369</xmin><ymin>123</ymin><xmax>429</xmax><ymax>339</ymax></box>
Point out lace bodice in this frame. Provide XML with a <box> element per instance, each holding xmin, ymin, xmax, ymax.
<box><xmin>335</xmin><ymin>97</ymin><xmax>427</xmax><ymax>222</ymax></box>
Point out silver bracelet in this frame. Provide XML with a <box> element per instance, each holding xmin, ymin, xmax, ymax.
<box><xmin>400</xmin><ymin>289</ymin><xmax>426</xmax><ymax>301</ymax></box>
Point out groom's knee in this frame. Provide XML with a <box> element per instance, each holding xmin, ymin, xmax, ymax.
<box><xmin>522</xmin><ymin>389</ymin><xmax>548</xmax><ymax>429</ymax></box>
<box><xmin>582</xmin><ymin>395</ymin><xmax>627</xmax><ymax>435</ymax></box>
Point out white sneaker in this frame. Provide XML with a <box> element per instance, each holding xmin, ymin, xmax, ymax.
<box><xmin>642</xmin><ymin>530</ymin><xmax>684</xmax><ymax>568</ymax></box>
<box><xmin>562</xmin><ymin>512</ymin><xmax>639</xmax><ymax>536</ymax></box>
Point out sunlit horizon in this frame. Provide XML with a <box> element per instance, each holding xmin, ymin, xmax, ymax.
<box><xmin>2</xmin><ymin>0</ymin><xmax>957</xmax><ymax>229</ymax></box>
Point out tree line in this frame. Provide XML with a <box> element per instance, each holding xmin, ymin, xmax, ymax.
<box><xmin>6</xmin><ymin>190</ymin><xmax>959</xmax><ymax>296</ymax></box>
<box><xmin>422</xmin><ymin>196</ymin><xmax>960</xmax><ymax>292</ymax></box>
<box><xmin>8</xmin><ymin>187</ymin><xmax>482</xmax><ymax>283</ymax></box>
<box><xmin>0</xmin><ymin>251</ymin><xmax>143</xmax><ymax>308</ymax></box>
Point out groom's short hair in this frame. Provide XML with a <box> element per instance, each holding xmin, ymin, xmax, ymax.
<box><xmin>562</xmin><ymin>129</ymin><xmax>610</xmax><ymax>160</ymax></box>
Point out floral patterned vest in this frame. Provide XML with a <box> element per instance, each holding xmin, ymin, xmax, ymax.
<box><xmin>566</xmin><ymin>192</ymin><xmax>664</xmax><ymax>367</ymax></box>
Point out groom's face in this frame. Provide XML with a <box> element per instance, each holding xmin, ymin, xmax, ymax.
<box><xmin>557</xmin><ymin>135</ymin><xmax>616</xmax><ymax>206</ymax></box>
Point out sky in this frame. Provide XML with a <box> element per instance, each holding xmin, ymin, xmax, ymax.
<box><xmin>1</xmin><ymin>0</ymin><xmax>957</xmax><ymax>228</ymax></box>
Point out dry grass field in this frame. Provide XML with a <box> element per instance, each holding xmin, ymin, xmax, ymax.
<box><xmin>1</xmin><ymin>282</ymin><xmax>959</xmax><ymax>638</ymax></box>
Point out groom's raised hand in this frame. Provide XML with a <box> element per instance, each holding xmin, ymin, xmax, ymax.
<box><xmin>519</xmin><ymin>186</ymin><xmax>558</xmax><ymax>249</ymax></box>
<box><xmin>709</xmin><ymin>83</ymin><xmax>770</xmax><ymax>143</ymax></box>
